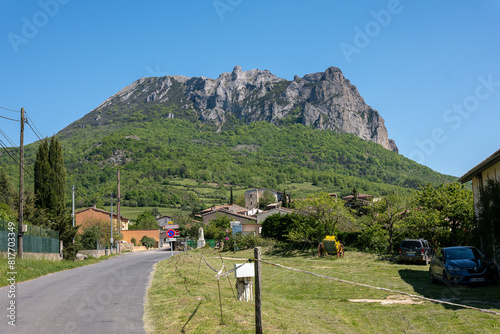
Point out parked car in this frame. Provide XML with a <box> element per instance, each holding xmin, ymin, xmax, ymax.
<box><xmin>399</xmin><ymin>238</ymin><xmax>433</xmax><ymax>265</ymax></box>
<box><xmin>429</xmin><ymin>246</ymin><xmax>499</xmax><ymax>285</ymax></box>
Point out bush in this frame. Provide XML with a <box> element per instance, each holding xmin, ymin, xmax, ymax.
<box><xmin>131</xmin><ymin>237</ymin><xmax>137</xmax><ymax>246</ymax></box>
<box><xmin>141</xmin><ymin>236</ymin><xmax>156</xmax><ymax>249</ymax></box>
<box><xmin>336</xmin><ymin>231</ymin><xmax>363</xmax><ymax>250</ymax></box>
<box><xmin>357</xmin><ymin>226</ymin><xmax>389</xmax><ymax>254</ymax></box>
<box><xmin>223</xmin><ymin>234</ymin><xmax>274</xmax><ymax>252</ymax></box>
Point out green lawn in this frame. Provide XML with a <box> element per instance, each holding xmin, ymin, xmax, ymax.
<box><xmin>118</xmin><ymin>206</ymin><xmax>191</xmax><ymax>220</ymax></box>
<box><xmin>145</xmin><ymin>248</ymin><xmax>500</xmax><ymax>333</ymax></box>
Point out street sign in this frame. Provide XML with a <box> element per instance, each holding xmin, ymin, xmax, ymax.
<box><xmin>166</xmin><ymin>229</ymin><xmax>175</xmax><ymax>238</ymax></box>
<box><xmin>166</xmin><ymin>238</ymin><xmax>177</xmax><ymax>242</ymax></box>
<box><xmin>175</xmin><ymin>230</ymin><xmax>180</xmax><ymax>237</ymax></box>
<box><xmin>164</xmin><ymin>224</ymin><xmax>179</xmax><ymax>229</ymax></box>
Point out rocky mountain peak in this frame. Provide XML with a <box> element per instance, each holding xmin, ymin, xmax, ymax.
<box><xmin>64</xmin><ymin>66</ymin><xmax>398</xmax><ymax>153</ymax></box>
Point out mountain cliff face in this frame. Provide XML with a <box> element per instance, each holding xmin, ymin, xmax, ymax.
<box><xmin>64</xmin><ymin>66</ymin><xmax>398</xmax><ymax>152</ymax></box>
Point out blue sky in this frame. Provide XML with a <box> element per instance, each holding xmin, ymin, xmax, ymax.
<box><xmin>1</xmin><ymin>0</ymin><xmax>499</xmax><ymax>177</ymax></box>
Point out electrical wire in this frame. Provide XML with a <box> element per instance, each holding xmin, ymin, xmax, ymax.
<box><xmin>26</xmin><ymin>121</ymin><xmax>44</xmax><ymax>142</ymax></box>
<box><xmin>0</xmin><ymin>106</ymin><xmax>20</xmax><ymax>112</ymax></box>
<box><xmin>0</xmin><ymin>138</ymin><xmax>20</xmax><ymax>164</ymax></box>
<box><xmin>0</xmin><ymin>114</ymin><xmax>20</xmax><ymax>122</ymax></box>
<box><xmin>0</xmin><ymin>127</ymin><xmax>17</xmax><ymax>147</ymax></box>
<box><xmin>25</xmin><ymin>112</ymin><xmax>44</xmax><ymax>141</ymax></box>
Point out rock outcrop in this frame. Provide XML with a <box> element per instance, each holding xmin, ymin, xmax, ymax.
<box><xmin>65</xmin><ymin>66</ymin><xmax>398</xmax><ymax>152</ymax></box>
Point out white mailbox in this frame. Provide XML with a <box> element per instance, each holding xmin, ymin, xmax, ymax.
<box><xmin>234</xmin><ymin>263</ymin><xmax>255</xmax><ymax>278</ymax></box>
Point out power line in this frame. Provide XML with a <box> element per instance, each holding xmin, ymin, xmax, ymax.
<box><xmin>0</xmin><ymin>106</ymin><xmax>20</xmax><ymax>113</ymax></box>
<box><xmin>0</xmin><ymin>139</ymin><xmax>21</xmax><ymax>168</ymax></box>
<box><xmin>25</xmin><ymin>112</ymin><xmax>44</xmax><ymax>141</ymax></box>
<box><xmin>26</xmin><ymin>121</ymin><xmax>44</xmax><ymax>142</ymax></box>
<box><xmin>0</xmin><ymin>127</ymin><xmax>17</xmax><ymax>147</ymax></box>
<box><xmin>0</xmin><ymin>114</ymin><xmax>20</xmax><ymax>122</ymax></box>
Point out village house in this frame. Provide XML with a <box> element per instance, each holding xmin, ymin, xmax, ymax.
<box><xmin>74</xmin><ymin>205</ymin><xmax>130</xmax><ymax>231</ymax></box>
<box><xmin>244</xmin><ymin>188</ymin><xmax>288</xmax><ymax>210</ymax></box>
<box><xmin>256</xmin><ymin>207</ymin><xmax>293</xmax><ymax>224</ymax></box>
<box><xmin>459</xmin><ymin>148</ymin><xmax>500</xmax><ymax>208</ymax></box>
<box><xmin>459</xmin><ymin>148</ymin><xmax>500</xmax><ymax>266</ymax></box>
<box><xmin>198</xmin><ymin>204</ymin><xmax>248</xmax><ymax>217</ymax></box>
<box><xmin>156</xmin><ymin>215</ymin><xmax>173</xmax><ymax>229</ymax></box>
<box><xmin>201</xmin><ymin>208</ymin><xmax>260</xmax><ymax>236</ymax></box>
<box><xmin>342</xmin><ymin>193</ymin><xmax>375</xmax><ymax>207</ymax></box>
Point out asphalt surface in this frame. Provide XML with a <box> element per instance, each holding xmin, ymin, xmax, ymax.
<box><xmin>0</xmin><ymin>249</ymin><xmax>174</xmax><ymax>334</ymax></box>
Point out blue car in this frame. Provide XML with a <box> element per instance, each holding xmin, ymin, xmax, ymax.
<box><xmin>429</xmin><ymin>246</ymin><xmax>499</xmax><ymax>285</ymax></box>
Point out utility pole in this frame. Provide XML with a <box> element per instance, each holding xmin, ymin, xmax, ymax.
<box><xmin>18</xmin><ymin>108</ymin><xmax>25</xmax><ymax>259</ymax></box>
<box><xmin>72</xmin><ymin>185</ymin><xmax>75</xmax><ymax>228</ymax></box>
<box><xmin>72</xmin><ymin>185</ymin><xmax>75</xmax><ymax>243</ymax></box>
<box><xmin>110</xmin><ymin>192</ymin><xmax>113</xmax><ymax>253</ymax></box>
<box><xmin>117</xmin><ymin>169</ymin><xmax>121</xmax><ymax>254</ymax></box>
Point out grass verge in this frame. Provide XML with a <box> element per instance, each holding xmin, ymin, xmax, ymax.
<box><xmin>145</xmin><ymin>248</ymin><xmax>500</xmax><ymax>333</ymax></box>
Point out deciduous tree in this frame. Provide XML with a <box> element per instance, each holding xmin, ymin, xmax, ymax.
<box><xmin>292</xmin><ymin>192</ymin><xmax>356</xmax><ymax>243</ymax></box>
<box><xmin>415</xmin><ymin>183</ymin><xmax>474</xmax><ymax>246</ymax></box>
<box><xmin>368</xmin><ymin>192</ymin><xmax>410</xmax><ymax>253</ymax></box>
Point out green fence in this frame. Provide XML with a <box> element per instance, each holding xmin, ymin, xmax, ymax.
<box><xmin>186</xmin><ymin>239</ymin><xmax>216</xmax><ymax>248</ymax></box>
<box><xmin>0</xmin><ymin>219</ymin><xmax>60</xmax><ymax>253</ymax></box>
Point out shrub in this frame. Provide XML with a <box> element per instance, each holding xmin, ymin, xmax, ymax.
<box><xmin>223</xmin><ymin>234</ymin><xmax>274</xmax><ymax>252</ymax></box>
<box><xmin>131</xmin><ymin>237</ymin><xmax>137</xmax><ymax>246</ymax></box>
<box><xmin>141</xmin><ymin>236</ymin><xmax>156</xmax><ymax>249</ymax></box>
<box><xmin>357</xmin><ymin>226</ymin><xmax>389</xmax><ymax>254</ymax></box>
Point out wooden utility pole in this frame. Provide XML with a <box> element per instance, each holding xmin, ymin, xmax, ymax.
<box><xmin>18</xmin><ymin>108</ymin><xmax>25</xmax><ymax>258</ymax></box>
<box><xmin>254</xmin><ymin>247</ymin><xmax>263</xmax><ymax>334</ymax></box>
<box><xmin>110</xmin><ymin>192</ymin><xmax>113</xmax><ymax>252</ymax></box>
<box><xmin>117</xmin><ymin>169</ymin><xmax>121</xmax><ymax>254</ymax></box>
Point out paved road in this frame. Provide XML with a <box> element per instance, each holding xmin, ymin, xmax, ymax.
<box><xmin>0</xmin><ymin>249</ymin><xmax>174</xmax><ymax>334</ymax></box>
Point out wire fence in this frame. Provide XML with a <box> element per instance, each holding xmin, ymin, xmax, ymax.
<box><xmin>186</xmin><ymin>239</ymin><xmax>216</xmax><ymax>249</ymax></box>
<box><xmin>193</xmin><ymin>248</ymin><xmax>500</xmax><ymax>318</ymax></box>
<box><xmin>0</xmin><ymin>219</ymin><xmax>60</xmax><ymax>253</ymax></box>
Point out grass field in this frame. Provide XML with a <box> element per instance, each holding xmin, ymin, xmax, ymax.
<box><xmin>118</xmin><ymin>206</ymin><xmax>191</xmax><ymax>221</ymax></box>
<box><xmin>145</xmin><ymin>248</ymin><xmax>500</xmax><ymax>333</ymax></box>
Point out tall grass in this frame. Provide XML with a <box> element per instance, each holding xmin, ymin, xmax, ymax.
<box><xmin>145</xmin><ymin>248</ymin><xmax>500</xmax><ymax>333</ymax></box>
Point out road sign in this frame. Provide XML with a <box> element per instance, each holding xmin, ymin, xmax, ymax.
<box><xmin>166</xmin><ymin>229</ymin><xmax>175</xmax><ymax>238</ymax></box>
<box><xmin>166</xmin><ymin>238</ymin><xmax>177</xmax><ymax>242</ymax></box>
<box><xmin>164</xmin><ymin>224</ymin><xmax>179</xmax><ymax>229</ymax></box>
<box><xmin>175</xmin><ymin>230</ymin><xmax>180</xmax><ymax>237</ymax></box>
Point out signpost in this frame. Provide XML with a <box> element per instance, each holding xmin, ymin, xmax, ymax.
<box><xmin>166</xmin><ymin>229</ymin><xmax>176</xmax><ymax>256</ymax></box>
<box><xmin>166</xmin><ymin>229</ymin><xmax>175</xmax><ymax>238</ymax></box>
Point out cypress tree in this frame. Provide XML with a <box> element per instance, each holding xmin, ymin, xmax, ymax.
<box><xmin>282</xmin><ymin>189</ymin><xmax>288</xmax><ymax>208</ymax></box>
<box><xmin>48</xmin><ymin>137</ymin><xmax>66</xmax><ymax>212</ymax></box>
<box><xmin>34</xmin><ymin>139</ymin><xmax>51</xmax><ymax>209</ymax></box>
<box><xmin>34</xmin><ymin>137</ymin><xmax>66</xmax><ymax>214</ymax></box>
<box><xmin>230</xmin><ymin>186</ymin><xmax>234</xmax><ymax>205</ymax></box>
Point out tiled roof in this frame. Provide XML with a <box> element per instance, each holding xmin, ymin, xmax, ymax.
<box><xmin>75</xmin><ymin>206</ymin><xmax>130</xmax><ymax>221</ymax></box>
<box><xmin>202</xmin><ymin>208</ymin><xmax>257</xmax><ymax>222</ymax></box>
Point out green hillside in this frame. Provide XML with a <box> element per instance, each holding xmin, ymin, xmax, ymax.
<box><xmin>1</xmin><ymin>118</ymin><xmax>456</xmax><ymax>213</ymax></box>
